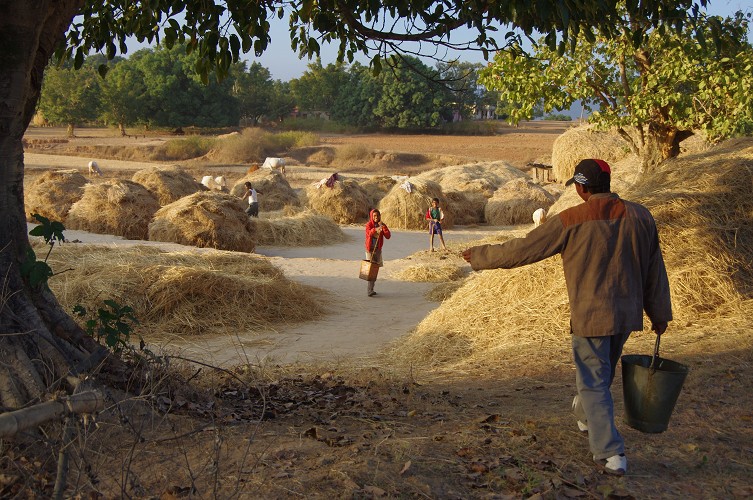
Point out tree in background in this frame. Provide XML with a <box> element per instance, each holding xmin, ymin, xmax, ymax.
<box><xmin>330</xmin><ymin>63</ymin><xmax>381</xmax><ymax>128</ymax></box>
<box><xmin>38</xmin><ymin>62</ymin><xmax>101</xmax><ymax>137</ymax></box>
<box><xmin>435</xmin><ymin>61</ymin><xmax>487</xmax><ymax>120</ymax></box>
<box><xmin>233</xmin><ymin>62</ymin><xmax>274</xmax><ymax>125</ymax></box>
<box><xmin>98</xmin><ymin>56</ymin><xmax>148</xmax><ymax>135</ymax></box>
<box><xmin>290</xmin><ymin>60</ymin><xmax>351</xmax><ymax>116</ymax></box>
<box><xmin>479</xmin><ymin>11</ymin><xmax>753</xmax><ymax>169</ymax></box>
<box><xmin>267</xmin><ymin>80</ymin><xmax>297</xmax><ymax>123</ymax></box>
<box><xmin>0</xmin><ymin>0</ymin><xmax>714</xmax><ymax>409</ymax></box>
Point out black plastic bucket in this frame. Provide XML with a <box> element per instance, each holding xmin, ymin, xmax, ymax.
<box><xmin>621</xmin><ymin>349</ymin><xmax>689</xmax><ymax>433</ymax></box>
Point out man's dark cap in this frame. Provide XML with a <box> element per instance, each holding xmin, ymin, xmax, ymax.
<box><xmin>565</xmin><ymin>159</ymin><xmax>611</xmax><ymax>187</ymax></box>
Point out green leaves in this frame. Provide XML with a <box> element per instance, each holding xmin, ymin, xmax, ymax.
<box><xmin>28</xmin><ymin>214</ymin><xmax>65</xmax><ymax>244</ymax></box>
<box><xmin>20</xmin><ymin>248</ymin><xmax>53</xmax><ymax>288</ymax></box>
<box><xmin>74</xmin><ymin>301</ymin><xmax>139</xmax><ymax>353</ymax></box>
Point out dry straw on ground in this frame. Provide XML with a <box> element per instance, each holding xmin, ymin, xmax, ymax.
<box><xmin>24</xmin><ymin>169</ymin><xmax>88</xmax><ymax>222</ymax></box>
<box><xmin>149</xmin><ymin>191</ymin><xmax>256</xmax><ymax>252</ymax></box>
<box><xmin>388</xmin><ymin>138</ymin><xmax>753</xmax><ymax>369</ymax></box>
<box><xmin>230</xmin><ymin>169</ymin><xmax>300</xmax><ymax>211</ymax></box>
<box><xmin>443</xmin><ymin>190</ymin><xmax>486</xmax><ymax>225</ymax></box>
<box><xmin>131</xmin><ymin>165</ymin><xmax>205</xmax><ymax>205</ymax></box>
<box><xmin>42</xmin><ymin>244</ymin><xmax>325</xmax><ymax>337</ymax></box>
<box><xmin>304</xmin><ymin>178</ymin><xmax>371</xmax><ymax>224</ymax></box>
<box><xmin>253</xmin><ymin>209</ymin><xmax>345</xmax><ymax>246</ymax></box>
<box><xmin>378</xmin><ymin>178</ymin><xmax>454</xmax><ymax>230</ymax></box>
<box><xmin>551</xmin><ymin>125</ymin><xmax>630</xmax><ymax>182</ymax></box>
<box><xmin>66</xmin><ymin>180</ymin><xmax>160</xmax><ymax>240</ymax></box>
<box><xmin>484</xmin><ymin>178</ymin><xmax>555</xmax><ymax>225</ymax></box>
<box><xmin>392</xmin><ymin>263</ymin><xmax>466</xmax><ymax>282</ymax></box>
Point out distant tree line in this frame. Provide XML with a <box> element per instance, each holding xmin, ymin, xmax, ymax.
<box><xmin>37</xmin><ymin>44</ymin><xmax>525</xmax><ymax>136</ymax></box>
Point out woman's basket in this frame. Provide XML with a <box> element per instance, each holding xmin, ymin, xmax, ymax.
<box><xmin>359</xmin><ymin>259</ymin><xmax>379</xmax><ymax>281</ymax></box>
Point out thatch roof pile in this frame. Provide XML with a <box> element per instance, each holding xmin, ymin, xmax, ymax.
<box><xmin>66</xmin><ymin>180</ymin><xmax>160</xmax><ymax>240</ymax></box>
<box><xmin>230</xmin><ymin>169</ymin><xmax>299</xmax><ymax>211</ymax></box>
<box><xmin>415</xmin><ymin>161</ymin><xmax>527</xmax><ymax>198</ymax></box>
<box><xmin>378</xmin><ymin>178</ymin><xmax>454</xmax><ymax>230</ymax></box>
<box><xmin>42</xmin><ymin>244</ymin><xmax>325</xmax><ymax>337</ymax></box>
<box><xmin>148</xmin><ymin>192</ymin><xmax>256</xmax><ymax>253</ymax></box>
<box><xmin>386</xmin><ymin>138</ymin><xmax>753</xmax><ymax>369</ymax></box>
<box><xmin>484</xmin><ymin>178</ymin><xmax>556</xmax><ymax>225</ymax></box>
<box><xmin>304</xmin><ymin>178</ymin><xmax>371</xmax><ymax>224</ymax></box>
<box><xmin>551</xmin><ymin>125</ymin><xmax>631</xmax><ymax>183</ymax></box>
<box><xmin>360</xmin><ymin>176</ymin><xmax>396</xmax><ymax>208</ymax></box>
<box><xmin>131</xmin><ymin>165</ymin><xmax>205</xmax><ymax>205</ymax></box>
<box><xmin>24</xmin><ymin>169</ymin><xmax>88</xmax><ymax>223</ymax></box>
<box><xmin>253</xmin><ymin>210</ymin><xmax>346</xmax><ymax>246</ymax></box>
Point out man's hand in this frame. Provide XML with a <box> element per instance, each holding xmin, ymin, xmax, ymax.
<box><xmin>652</xmin><ymin>322</ymin><xmax>668</xmax><ymax>336</ymax></box>
<box><xmin>462</xmin><ymin>248</ymin><xmax>473</xmax><ymax>263</ymax></box>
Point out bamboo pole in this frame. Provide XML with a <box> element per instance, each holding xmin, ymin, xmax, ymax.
<box><xmin>0</xmin><ymin>391</ymin><xmax>104</xmax><ymax>438</ymax></box>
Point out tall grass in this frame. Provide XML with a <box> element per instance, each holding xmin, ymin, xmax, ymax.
<box><xmin>216</xmin><ymin>128</ymin><xmax>320</xmax><ymax>163</ymax></box>
<box><xmin>155</xmin><ymin>136</ymin><xmax>216</xmax><ymax>160</ymax></box>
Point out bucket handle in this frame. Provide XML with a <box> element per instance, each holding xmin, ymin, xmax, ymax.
<box><xmin>650</xmin><ymin>335</ymin><xmax>661</xmax><ymax>372</ymax></box>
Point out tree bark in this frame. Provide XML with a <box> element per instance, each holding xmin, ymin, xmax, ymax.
<box><xmin>0</xmin><ymin>1</ymin><xmax>109</xmax><ymax>410</ymax></box>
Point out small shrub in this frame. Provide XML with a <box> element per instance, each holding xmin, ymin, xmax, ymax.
<box><xmin>544</xmin><ymin>114</ymin><xmax>573</xmax><ymax>121</ymax></box>
<box><xmin>335</xmin><ymin>143</ymin><xmax>371</xmax><ymax>162</ymax></box>
<box><xmin>156</xmin><ymin>136</ymin><xmax>215</xmax><ymax>160</ymax></box>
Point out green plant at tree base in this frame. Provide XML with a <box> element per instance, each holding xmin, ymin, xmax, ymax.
<box><xmin>72</xmin><ymin>301</ymin><xmax>139</xmax><ymax>353</ymax></box>
<box><xmin>22</xmin><ymin>214</ymin><xmax>65</xmax><ymax>288</ymax></box>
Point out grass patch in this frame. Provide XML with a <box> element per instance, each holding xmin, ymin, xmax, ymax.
<box><xmin>216</xmin><ymin>128</ymin><xmax>320</xmax><ymax>163</ymax></box>
<box><xmin>335</xmin><ymin>143</ymin><xmax>372</xmax><ymax>162</ymax></box>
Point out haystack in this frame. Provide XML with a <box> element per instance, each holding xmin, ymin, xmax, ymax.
<box><xmin>24</xmin><ymin>169</ymin><xmax>88</xmax><ymax>222</ymax></box>
<box><xmin>148</xmin><ymin>192</ymin><xmax>256</xmax><ymax>253</ymax></box>
<box><xmin>444</xmin><ymin>190</ymin><xmax>486</xmax><ymax>225</ymax></box>
<box><xmin>386</xmin><ymin>137</ymin><xmax>753</xmax><ymax>369</ymax></box>
<box><xmin>131</xmin><ymin>165</ymin><xmax>205</xmax><ymax>205</ymax></box>
<box><xmin>393</xmin><ymin>263</ymin><xmax>466</xmax><ymax>283</ymax></box>
<box><xmin>253</xmin><ymin>209</ymin><xmax>345</xmax><ymax>246</ymax></box>
<box><xmin>66</xmin><ymin>180</ymin><xmax>160</xmax><ymax>240</ymax></box>
<box><xmin>230</xmin><ymin>169</ymin><xmax>299</xmax><ymax>211</ymax></box>
<box><xmin>304</xmin><ymin>178</ymin><xmax>370</xmax><ymax>224</ymax></box>
<box><xmin>42</xmin><ymin>244</ymin><xmax>325</xmax><ymax>338</ymax></box>
<box><xmin>551</xmin><ymin>125</ymin><xmax>630</xmax><ymax>183</ymax></box>
<box><xmin>415</xmin><ymin>161</ymin><xmax>527</xmax><ymax>198</ymax></box>
<box><xmin>360</xmin><ymin>176</ymin><xmax>396</xmax><ymax>208</ymax></box>
<box><xmin>378</xmin><ymin>178</ymin><xmax>454</xmax><ymax>230</ymax></box>
<box><xmin>484</xmin><ymin>178</ymin><xmax>556</xmax><ymax>225</ymax></box>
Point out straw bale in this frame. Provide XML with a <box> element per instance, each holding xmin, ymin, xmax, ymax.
<box><xmin>148</xmin><ymin>191</ymin><xmax>256</xmax><ymax>253</ymax></box>
<box><xmin>393</xmin><ymin>263</ymin><xmax>465</xmax><ymax>283</ymax></box>
<box><xmin>425</xmin><ymin>281</ymin><xmax>465</xmax><ymax>302</ymax></box>
<box><xmin>484</xmin><ymin>178</ymin><xmax>555</xmax><ymax>225</ymax></box>
<box><xmin>304</xmin><ymin>178</ymin><xmax>371</xmax><ymax>224</ymax></box>
<box><xmin>416</xmin><ymin>161</ymin><xmax>526</xmax><ymax>198</ymax></box>
<box><xmin>378</xmin><ymin>178</ymin><xmax>454</xmax><ymax>230</ymax></box>
<box><xmin>444</xmin><ymin>190</ymin><xmax>486</xmax><ymax>225</ymax></box>
<box><xmin>25</xmin><ymin>169</ymin><xmax>88</xmax><ymax>223</ymax></box>
<box><xmin>66</xmin><ymin>180</ymin><xmax>160</xmax><ymax>240</ymax></box>
<box><xmin>252</xmin><ymin>209</ymin><xmax>345</xmax><ymax>246</ymax></box>
<box><xmin>131</xmin><ymin>165</ymin><xmax>205</xmax><ymax>205</ymax></box>
<box><xmin>387</xmin><ymin>137</ymin><xmax>753</xmax><ymax>369</ymax></box>
<box><xmin>551</xmin><ymin>125</ymin><xmax>630</xmax><ymax>183</ymax></box>
<box><xmin>42</xmin><ymin>244</ymin><xmax>325</xmax><ymax>338</ymax></box>
<box><xmin>360</xmin><ymin>176</ymin><xmax>396</xmax><ymax>207</ymax></box>
<box><xmin>230</xmin><ymin>169</ymin><xmax>300</xmax><ymax>211</ymax></box>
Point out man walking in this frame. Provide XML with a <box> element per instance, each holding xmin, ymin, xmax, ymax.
<box><xmin>462</xmin><ymin>159</ymin><xmax>672</xmax><ymax>476</ymax></box>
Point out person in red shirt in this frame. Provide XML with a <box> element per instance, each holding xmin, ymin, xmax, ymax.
<box><xmin>364</xmin><ymin>209</ymin><xmax>391</xmax><ymax>297</ymax></box>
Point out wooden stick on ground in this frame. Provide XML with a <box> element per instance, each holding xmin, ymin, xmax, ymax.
<box><xmin>0</xmin><ymin>391</ymin><xmax>104</xmax><ymax>438</ymax></box>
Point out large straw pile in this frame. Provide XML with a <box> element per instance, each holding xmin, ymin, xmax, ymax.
<box><xmin>415</xmin><ymin>161</ymin><xmax>527</xmax><ymax>198</ymax></box>
<box><xmin>24</xmin><ymin>169</ymin><xmax>88</xmax><ymax>223</ymax></box>
<box><xmin>387</xmin><ymin>138</ymin><xmax>753</xmax><ymax>369</ymax></box>
<box><xmin>444</xmin><ymin>190</ymin><xmax>486</xmax><ymax>225</ymax></box>
<box><xmin>378</xmin><ymin>178</ymin><xmax>454</xmax><ymax>230</ymax></box>
<box><xmin>43</xmin><ymin>244</ymin><xmax>325</xmax><ymax>337</ymax></box>
<box><xmin>66</xmin><ymin>180</ymin><xmax>160</xmax><ymax>240</ymax></box>
<box><xmin>230</xmin><ymin>169</ymin><xmax>300</xmax><ymax>211</ymax></box>
<box><xmin>304</xmin><ymin>178</ymin><xmax>371</xmax><ymax>224</ymax></box>
<box><xmin>131</xmin><ymin>165</ymin><xmax>205</xmax><ymax>205</ymax></box>
<box><xmin>252</xmin><ymin>209</ymin><xmax>346</xmax><ymax>246</ymax></box>
<box><xmin>148</xmin><ymin>192</ymin><xmax>256</xmax><ymax>253</ymax></box>
<box><xmin>392</xmin><ymin>263</ymin><xmax>466</xmax><ymax>283</ymax></box>
<box><xmin>484</xmin><ymin>178</ymin><xmax>555</xmax><ymax>225</ymax></box>
<box><xmin>360</xmin><ymin>176</ymin><xmax>396</xmax><ymax>208</ymax></box>
<box><xmin>551</xmin><ymin>125</ymin><xmax>630</xmax><ymax>183</ymax></box>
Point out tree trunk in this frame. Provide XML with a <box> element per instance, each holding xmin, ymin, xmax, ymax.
<box><xmin>118</xmin><ymin>122</ymin><xmax>127</xmax><ymax>136</ymax></box>
<box><xmin>0</xmin><ymin>1</ymin><xmax>109</xmax><ymax>410</ymax></box>
<box><xmin>66</xmin><ymin>122</ymin><xmax>75</xmax><ymax>137</ymax></box>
